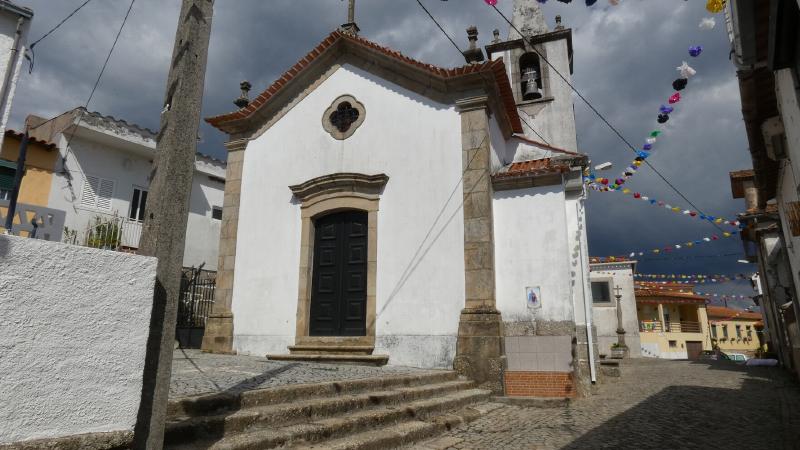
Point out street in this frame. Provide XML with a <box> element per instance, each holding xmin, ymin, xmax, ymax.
<box><xmin>412</xmin><ymin>358</ymin><xmax>800</xmax><ymax>450</ymax></box>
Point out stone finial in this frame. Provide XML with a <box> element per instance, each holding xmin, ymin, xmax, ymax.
<box><xmin>509</xmin><ymin>0</ymin><xmax>549</xmax><ymax>40</ymax></box>
<box><xmin>554</xmin><ymin>15</ymin><xmax>564</xmax><ymax>31</ymax></box>
<box><xmin>463</xmin><ymin>26</ymin><xmax>485</xmax><ymax>64</ymax></box>
<box><xmin>340</xmin><ymin>0</ymin><xmax>360</xmax><ymax>36</ymax></box>
<box><xmin>492</xmin><ymin>28</ymin><xmax>500</xmax><ymax>43</ymax></box>
<box><xmin>234</xmin><ymin>81</ymin><xmax>251</xmax><ymax>108</ymax></box>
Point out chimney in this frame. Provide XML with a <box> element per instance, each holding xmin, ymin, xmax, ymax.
<box><xmin>234</xmin><ymin>81</ymin><xmax>252</xmax><ymax>108</ymax></box>
<box><xmin>463</xmin><ymin>26</ymin><xmax>485</xmax><ymax>64</ymax></box>
<box><xmin>554</xmin><ymin>15</ymin><xmax>564</xmax><ymax>31</ymax></box>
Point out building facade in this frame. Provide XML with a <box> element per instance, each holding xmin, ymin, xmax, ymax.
<box><xmin>202</xmin><ymin>2</ymin><xmax>596</xmax><ymax>397</ymax></box>
<box><xmin>707</xmin><ymin>306</ymin><xmax>764</xmax><ymax>357</ymax></box>
<box><xmin>635</xmin><ymin>284</ymin><xmax>711</xmax><ymax>359</ymax></box>
<box><xmin>727</xmin><ymin>0</ymin><xmax>800</xmax><ymax>377</ymax></box>
<box><xmin>589</xmin><ymin>258</ymin><xmax>641</xmax><ymax>358</ymax></box>
<box><xmin>27</xmin><ymin>108</ymin><xmax>226</xmax><ymax>270</ymax></box>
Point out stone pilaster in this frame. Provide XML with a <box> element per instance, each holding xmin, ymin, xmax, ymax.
<box><xmin>453</xmin><ymin>96</ymin><xmax>504</xmax><ymax>394</ymax></box>
<box><xmin>201</xmin><ymin>139</ymin><xmax>247</xmax><ymax>354</ymax></box>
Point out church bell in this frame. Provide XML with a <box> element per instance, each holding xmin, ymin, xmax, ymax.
<box><xmin>521</xmin><ymin>67</ymin><xmax>542</xmax><ymax>101</ymax></box>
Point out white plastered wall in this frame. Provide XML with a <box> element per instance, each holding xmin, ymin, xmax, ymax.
<box><xmin>0</xmin><ymin>235</ymin><xmax>156</xmax><ymax>444</ymax></box>
<box><xmin>0</xmin><ymin>10</ymin><xmax>29</xmax><ymax>146</ymax></box>
<box><xmin>232</xmin><ymin>64</ymin><xmax>466</xmax><ymax>368</ymax></box>
<box><xmin>493</xmin><ymin>184</ymin><xmax>573</xmax><ymax>324</ymax></box>
<box><xmin>589</xmin><ymin>263</ymin><xmax>641</xmax><ymax>357</ymax></box>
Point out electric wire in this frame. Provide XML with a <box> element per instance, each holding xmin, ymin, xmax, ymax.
<box><xmin>27</xmin><ymin>0</ymin><xmax>94</xmax><ymax>73</ymax></box>
<box><xmin>58</xmin><ymin>0</ymin><xmax>137</xmax><ymax>181</ymax></box>
<box><xmin>518</xmin><ymin>113</ymin><xmax>550</xmax><ymax>145</ymax></box>
<box><xmin>487</xmin><ymin>5</ymin><xmax>726</xmax><ymax>233</ymax></box>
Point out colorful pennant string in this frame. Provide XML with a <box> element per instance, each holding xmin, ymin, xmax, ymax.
<box><xmin>626</xmin><ymin>229</ymin><xmax>740</xmax><ymax>257</ymax></box>
<box><xmin>635</xmin><ymin>273</ymin><xmax>754</xmax><ymax>282</ymax></box>
<box><xmin>588</xmin><ymin>187</ymin><xmax>743</xmax><ymax>228</ymax></box>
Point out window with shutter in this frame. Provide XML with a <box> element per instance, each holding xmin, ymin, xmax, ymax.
<box><xmin>80</xmin><ymin>175</ymin><xmax>115</xmax><ymax>211</ymax></box>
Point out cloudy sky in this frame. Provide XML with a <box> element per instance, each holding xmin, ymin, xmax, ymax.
<box><xmin>10</xmin><ymin>0</ymin><xmax>756</xmax><ymax>306</ymax></box>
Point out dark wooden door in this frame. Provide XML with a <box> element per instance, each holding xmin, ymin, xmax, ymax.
<box><xmin>686</xmin><ymin>341</ymin><xmax>703</xmax><ymax>360</ymax></box>
<box><xmin>309</xmin><ymin>210</ymin><xmax>368</xmax><ymax>336</ymax></box>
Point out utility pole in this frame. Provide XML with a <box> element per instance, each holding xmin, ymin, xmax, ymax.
<box><xmin>133</xmin><ymin>1</ymin><xmax>214</xmax><ymax>448</ymax></box>
<box><xmin>3</xmin><ymin>131</ymin><xmax>28</xmax><ymax>233</ymax></box>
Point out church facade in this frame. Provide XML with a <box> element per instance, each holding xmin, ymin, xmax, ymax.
<box><xmin>202</xmin><ymin>2</ymin><xmax>596</xmax><ymax>396</ymax></box>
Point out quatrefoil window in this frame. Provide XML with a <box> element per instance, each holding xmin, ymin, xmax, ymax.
<box><xmin>329</xmin><ymin>102</ymin><xmax>359</xmax><ymax>133</ymax></box>
<box><xmin>323</xmin><ymin>95</ymin><xmax>365</xmax><ymax>140</ymax></box>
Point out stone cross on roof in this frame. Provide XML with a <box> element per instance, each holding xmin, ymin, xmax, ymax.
<box><xmin>340</xmin><ymin>0</ymin><xmax>359</xmax><ymax>35</ymax></box>
<box><xmin>509</xmin><ymin>0</ymin><xmax>549</xmax><ymax>39</ymax></box>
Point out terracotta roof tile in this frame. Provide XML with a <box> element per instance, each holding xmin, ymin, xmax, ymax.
<box><xmin>205</xmin><ymin>30</ymin><xmax>523</xmax><ymax>134</ymax></box>
<box><xmin>493</xmin><ymin>158</ymin><xmax>570</xmax><ymax>179</ymax></box>
<box><xmin>706</xmin><ymin>306</ymin><xmax>762</xmax><ymax>321</ymax></box>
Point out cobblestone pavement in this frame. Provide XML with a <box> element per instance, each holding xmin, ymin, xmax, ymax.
<box><xmin>412</xmin><ymin>358</ymin><xmax>800</xmax><ymax>450</ymax></box>
<box><xmin>169</xmin><ymin>349</ymin><xmax>430</xmax><ymax>398</ymax></box>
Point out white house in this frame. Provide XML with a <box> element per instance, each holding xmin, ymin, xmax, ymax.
<box><xmin>28</xmin><ymin>108</ymin><xmax>226</xmax><ymax>270</ymax></box>
<box><xmin>589</xmin><ymin>257</ymin><xmax>641</xmax><ymax>358</ymax></box>
<box><xmin>202</xmin><ymin>1</ymin><xmax>595</xmax><ymax>396</ymax></box>
<box><xmin>0</xmin><ymin>1</ymin><xmax>31</xmax><ymax>149</ymax></box>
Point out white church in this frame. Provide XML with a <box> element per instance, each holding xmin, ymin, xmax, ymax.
<box><xmin>203</xmin><ymin>1</ymin><xmax>596</xmax><ymax>396</ymax></box>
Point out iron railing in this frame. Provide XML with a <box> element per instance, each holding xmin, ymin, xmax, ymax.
<box><xmin>639</xmin><ymin>321</ymin><xmax>702</xmax><ymax>333</ymax></box>
<box><xmin>177</xmin><ymin>268</ymin><xmax>216</xmax><ymax>328</ymax></box>
<box><xmin>75</xmin><ymin>214</ymin><xmax>143</xmax><ymax>250</ymax></box>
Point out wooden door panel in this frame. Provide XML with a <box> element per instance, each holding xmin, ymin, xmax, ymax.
<box><xmin>309</xmin><ymin>211</ymin><xmax>368</xmax><ymax>336</ymax></box>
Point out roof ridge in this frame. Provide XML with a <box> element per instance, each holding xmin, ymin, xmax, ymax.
<box><xmin>205</xmin><ymin>30</ymin><xmax>521</xmax><ymax>134</ymax></box>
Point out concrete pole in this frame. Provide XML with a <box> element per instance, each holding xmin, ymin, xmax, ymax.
<box><xmin>613</xmin><ymin>287</ymin><xmax>627</xmax><ymax>348</ymax></box>
<box><xmin>133</xmin><ymin>1</ymin><xmax>214</xmax><ymax>448</ymax></box>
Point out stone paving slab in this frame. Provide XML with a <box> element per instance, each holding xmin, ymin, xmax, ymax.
<box><xmin>169</xmin><ymin>349</ymin><xmax>432</xmax><ymax>399</ymax></box>
<box><xmin>408</xmin><ymin>358</ymin><xmax>800</xmax><ymax>450</ymax></box>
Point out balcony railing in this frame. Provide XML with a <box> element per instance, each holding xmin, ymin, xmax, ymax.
<box><xmin>639</xmin><ymin>321</ymin><xmax>702</xmax><ymax>333</ymax></box>
<box><xmin>67</xmin><ymin>214</ymin><xmax>143</xmax><ymax>251</ymax></box>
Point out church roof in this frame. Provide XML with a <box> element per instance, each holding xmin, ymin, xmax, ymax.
<box><xmin>206</xmin><ymin>30</ymin><xmax>523</xmax><ymax>136</ymax></box>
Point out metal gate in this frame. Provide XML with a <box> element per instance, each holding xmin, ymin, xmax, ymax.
<box><xmin>176</xmin><ymin>267</ymin><xmax>216</xmax><ymax>348</ymax></box>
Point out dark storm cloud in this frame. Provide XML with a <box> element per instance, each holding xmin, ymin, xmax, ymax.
<box><xmin>10</xmin><ymin>0</ymin><xmax>757</xmax><ymax>302</ymax></box>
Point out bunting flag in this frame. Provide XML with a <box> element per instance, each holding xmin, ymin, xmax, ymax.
<box><xmin>633</xmin><ymin>273</ymin><xmax>755</xmax><ymax>282</ymax></box>
<box><xmin>586</xmin><ymin>186</ymin><xmax>744</xmax><ymax>228</ymax></box>
<box><xmin>626</xmin><ymin>229</ymin><xmax>739</xmax><ymax>257</ymax></box>
<box><xmin>694</xmin><ymin>291</ymin><xmax>753</xmax><ymax>300</ymax></box>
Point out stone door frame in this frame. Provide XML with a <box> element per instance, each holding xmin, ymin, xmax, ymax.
<box><xmin>289</xmin><ymin>173</ymin><xmax>387</xmax><ymax>350</ymax></box>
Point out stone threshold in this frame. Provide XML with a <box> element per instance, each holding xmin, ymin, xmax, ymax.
<box><xmin>0</xmin><ymin>430</ymin><xmax>132</xmax><ymax>450</ymax></box>
<box><xmin>267</xmin><ymin>353</ymin><xmax>389</xmax><ymax>366</ymax></box>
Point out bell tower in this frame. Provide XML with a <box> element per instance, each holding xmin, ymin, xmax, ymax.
<box><xmin>484</xmin><ymin>0</ymin><xmax>577</xmax><ymax>152</ymax></box>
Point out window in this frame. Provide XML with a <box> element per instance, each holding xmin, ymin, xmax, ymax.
<box><xmin>669</xmin><ymin>340</ymin><xmax>677</xmax><ymax>348</ymax></box>
<box><xmin>80</xmin><ymin>175</ymin><xmax>114</xmax><ymax>211</ymax></box>
<box><xmin>722</xmin><ymin>325</ymin><xmax>729</xmax><ymax>339</ymax></box>
<box><xmin>591</xmin><ymin>281</ymin><xmax>611</xmax><ymax>303</ymax></box>
<box><xmin>0</xmin><ymin>159</ymin><xmax>16</xmax><ymax>199</ymax></box>
<box><xmin>129</xmin><ymin>187</ymin><xmax>148</xmax><ymax>222</ymax></box>
<box><xmin>710</xmin><ymin>325</ymin><xmax>717</xmax><ymax>339</ymax></box>
<box><xmin>211</xmin><ymin>206</ymin><xmax>223</xmax><ymax>220</ymax></box>
<box><xmin>747</xmin><ymin>326</ymin><xmax>752</xmax><ymax>339</ymax></box>
<box><xmin>322</xmin><ymin>95</ymin><xmax>366</xmax><ymax>140</ymax></box>
<box><xmin>735</xmin><ymin>325</ymin><xmax>742</xmax><ymax>338</ymax></box>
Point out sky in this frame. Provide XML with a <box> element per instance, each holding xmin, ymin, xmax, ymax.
<box><xmin>9</xmin><ymin>0</ymin><xmax>758</xmax><ymax>308</ymax></box>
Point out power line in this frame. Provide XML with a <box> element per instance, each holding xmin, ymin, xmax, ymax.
<box><xmin>58</xmin><ymin>0</ymin><xmax>137</xmax><ymax>180</ymax></box>
<box><xmin>518</xmin><ymin>113</ymin><xmax>550</xmax><ymax>145</ymax></box>
<box><xmin>414</xmin><ymin>0</ymin><xmax>463</xmax><ymax>54</ymax></box>
<box><xmin>487</xmin><ymin>5</ymin><xmax>726</xmax><ymax>233</ymax></box>
<box><xmin>28</xmin><ymin>0</ymin><xmax>94</xmax><ymax>72</ymax></box>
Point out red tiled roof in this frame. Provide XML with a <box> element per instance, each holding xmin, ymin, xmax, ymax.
<box><xmin>493</xmin><ymin>158</ymin><xmax>570</xmax><ymax>179</ymax></box>
<box><xmin>4</xmin><ymin>129</ymin><xmax>57</xmax><ymax>150</ymax></box>
<box><xmin>706</xmin><ymin>306</ymin><xmax>762</xmax><ymax>321</ymax></box>
<box><xmin>205</xmin><ymin>30</ymin><xmax>523</xmax><ymax>134</ymax></box>
<box><xmin>635</xmin><ymin>285</ymin><xmax>706</xmax><ymax>304</ymax></box>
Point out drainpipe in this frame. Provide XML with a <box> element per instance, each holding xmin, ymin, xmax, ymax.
<box><xmin>576</xmin><ymin>191</ymin><xmax>597</xmax><ymax>383</ymax></box>
<box><xmin>0</xmin><ymin>16</ymin><xmax>25</xmax><ymax>134</ymax></box>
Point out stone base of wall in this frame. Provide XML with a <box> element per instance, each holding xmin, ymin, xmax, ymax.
<box><xmin>454</xmin><ymin>309</ymin><xmax>504</xmax><ymax>394</ymax></box>
<box><xmin>201</xmin><ymin>312</ymin><xmax>235</xmax><ymax>354</ymax></box>
<box><xmin>0</xmin><ymin>430</ymin><xmax>133</xmax><ymax>450</ymax></box>
<box><xmin>504</xmin><ymin>371</ymin><xmax>576</xmax><ymax>398</ymax></box>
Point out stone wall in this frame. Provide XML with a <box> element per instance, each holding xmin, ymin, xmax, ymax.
<box><xmin>0</xmin><ymin>235</ymin><xmax>156</xmax><ymax>444</ymax></box>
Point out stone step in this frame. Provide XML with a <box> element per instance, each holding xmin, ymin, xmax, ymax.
<box><xmin>168</xmin><ymin>370</ymin><xmax>459</xmax><ymax>418</ymax></box>
<box><xmin>288</xmin><ymin>345</ymin><xmax>376</xmax><ymax>355</ymax></box>
<box><xmin>267</xmin><ymin>354</ymin><xmax>390</xmax><ymax>366</ymax></box>
<box><xmin>164</xmin><ymin>380</ymin><xmax>476</xmax><ymax>445</ymax></box>
<box><xmin>167</xmin><ymin>389</ymin><xmax>491</xmax><ymax>450</ymax></box>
